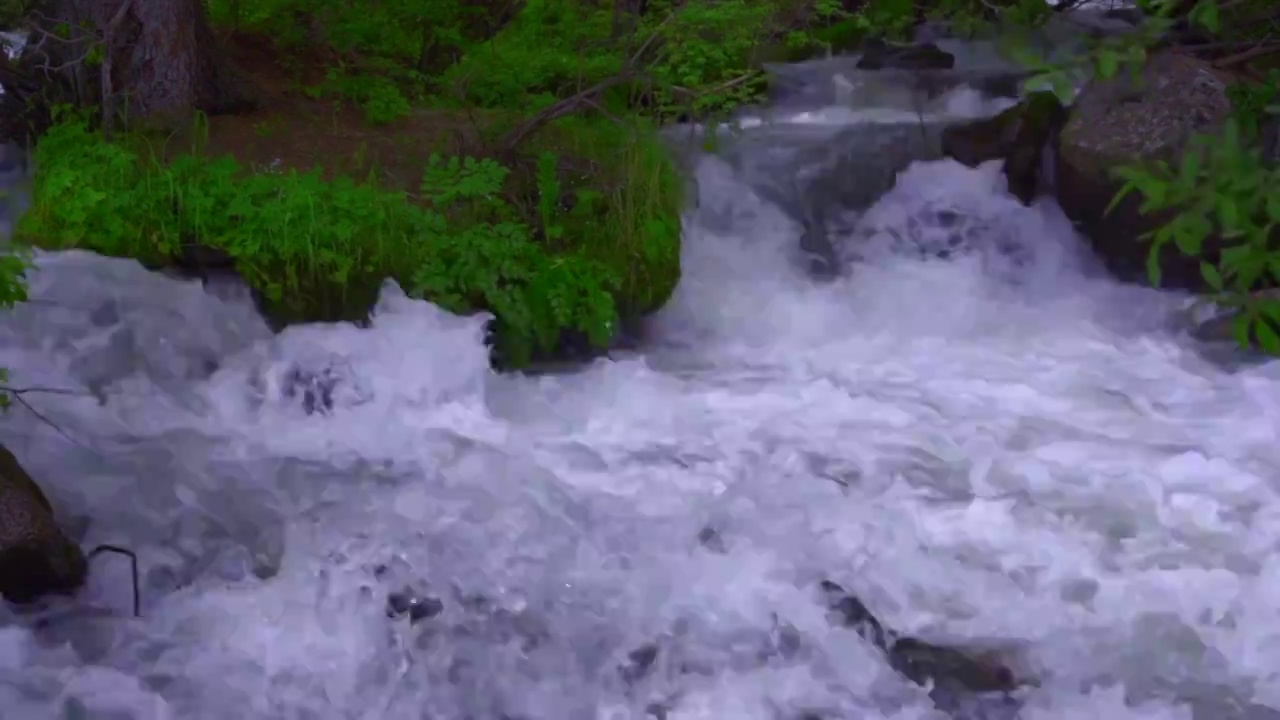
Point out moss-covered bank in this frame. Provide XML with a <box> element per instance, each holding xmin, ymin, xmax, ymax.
<box><xmin>15</xmin><ymin>110</ymin><xmax>682</xmax><ymax>369</ymax></box>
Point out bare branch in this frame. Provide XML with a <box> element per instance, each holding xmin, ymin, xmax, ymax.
<box><xmin>0</xmin><ymin>385</ymin><xmax>89</xmax><ymax>445</ymax></box>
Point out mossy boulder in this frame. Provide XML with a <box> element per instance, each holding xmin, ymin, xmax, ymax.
<box><xmin>0</xmin><ymin>442</ymin><xmax>89</xmax><ymax>605</ymax></box>
<box><xmin>942</xmin><ymin>91</ymin><xmax>1067</xmax><ymax>205</ymax></box>
<box><xmin>1054</xmin><ymin>51</ymin><xmax>1234</xmax><ymax>290</ymax></box>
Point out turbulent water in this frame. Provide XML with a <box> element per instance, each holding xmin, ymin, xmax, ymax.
<box><xmin>4</xmin><ymin>49</ymin><xmax>1280</xmax><ymax>720</ymax></box>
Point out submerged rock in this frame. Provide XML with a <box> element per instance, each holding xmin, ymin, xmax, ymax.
<box><xmin>818</xmin><ymin>580</ymin><xmax>1025</xmax><ymax>715</ymax></box>
<box><xmin>943</xmin><ymin>91</ymin><xmax>1067</xmax><ymax>205</ymax></box>
<box><xmin>0</xmin><ymin>443</ymin><xmax>89</xmax><ymax>605</ymax></box>
<box><xmin>386</xmin><ymin>586</ymin><xmax>445</xmax><ymax>624</ymax></box>
<box><xmin>1180</xmin><ymin>289</ymin><xmax>1280</xmax><ymax>348</ymax></box>
<box><xmin>1055</xmin><ymin>51</ymin><xmax>1235</xmax><ymax>290</ymax></box>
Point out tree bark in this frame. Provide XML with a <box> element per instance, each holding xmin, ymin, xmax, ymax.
<box><xmin>34</xmin><ymin>0</ymin><xmax>256</xmax><ymax>122</ymax></box>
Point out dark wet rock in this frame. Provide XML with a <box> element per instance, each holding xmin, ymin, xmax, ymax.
<box><xmin>619</xmin><ymin>642</ymin><xmax>660</xmax><ymax>684</ymax></box>
<box><xmin>763</xmin><ymin>60</ymin><xmax>1026</xmax><ymax>112</ymax></box>
<box><xmin>695</xmin><ymin>526</ymin><xmax>727</xmax><ymax>554</ymax></box>
<box><xmin>1181</xmin><ymin>289</ymin><xmax>1280</xmax><ymax>349</ymax></box>
<box><xmin>889</xmin><ymin>636</ymin><xmax>1017</xmax><ymax>695</ymax></box>
<box><xmin>1055</xmin><ymin>51</ymin><xmax>1237</xmax><ymax>290</ymax></box>
<box><xmin>171</xmin><ymin>240</ymin><xmax>237</xmax><ymax>279</ymax></box>
<box><xmin>943</xmin><ymin>91</ymin><xmax>1068</xmax><ymax>205</ymax></box>
<box><xmin>818</xmin><ymin>580</ymin><xmax>1023</xmax><ymax>715</ymax></box>
<box><xmin>819</xmin><ymin>579</ymin><xmax>892</xmax><ymax>649</ymax></box>
<box><xmin>857</xmin><ymin>40</ymin><xmax>955</xmax><ymax>71</ymax></box>
<box><xmin>386</xmin><ymin>587</ymin><xmax>445</xmax><ymax>624</ymax></box>
<box><xmin>726</xmin><ymin>120</ymin><xmax>949</xmax><ymax>276</ymax></box>
<box><xmin>279</xmin><ymin>357</ymin><xmax>369</xmax><ymax>415</ymax></box>
<box><xmin>0</xmin><ymin>443</ymin><xmax>89</xmax><ymax>605</ymax></box>
<box><xmin>283</xmin><ymin>364</ymin><xmax>341</xmax><ymax>415</ymax></box>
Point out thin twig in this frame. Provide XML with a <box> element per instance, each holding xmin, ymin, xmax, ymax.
<box><xmin>86</xmin><ymin>544</ymin><xmax>141</xmax><ymax>617</ymax></box>
<box><xmin>0</xmin><ymin>385</ymin><xmax>86</xmax><ymax>398</ymax></box>
<box><xmin>1</xmin><ymin>385</ymin><xmax>93</xmax><ymax>446</ymax></box>
<box><xmin>497</xmin><ymin>11</ymin><xmax>677</xmax><ymax>152</ymax></box>
<box><xmin>1214</xmin><ymin>40</ymin><xmax>1280</xmax><ymax>68</ymax></box>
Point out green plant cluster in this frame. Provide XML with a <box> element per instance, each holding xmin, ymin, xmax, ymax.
<box><xmin>0</xmin><ymin>243</ymin><xmax>25</xmax><ymax>409</ymax></box>
<box><xmin>1109</xmin><ymin>119</ymin><xmax>1280</xmax><ymax>351</ymax></box>
<box><xmin>1066</xmin><ymin>2</ymin><xmax>1280</xmax><ymax>352</ymax></box>
<box><xmin>440</xmin><ymin>0</ymin><xmax>929</xmax><ymax>119</ymax></box>
<box><xmin>15</xmin><ymin>113</ymin><xmax>680</xmax><ymax>368</ymax></box>
<box><xmin>202</xmin><ymin>0</ymin><xmax>482</xmax><ymax>124</ymax></box>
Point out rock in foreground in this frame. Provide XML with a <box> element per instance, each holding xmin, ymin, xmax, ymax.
<box><xmin>0</xmin><ymin>442</ymin><xmax>89</xmax><ymax>605</ymax></box>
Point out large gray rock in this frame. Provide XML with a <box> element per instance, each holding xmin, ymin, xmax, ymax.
<box><xmin>1055</xmin><ymin>51</ymin><xmax>1234</xmax><ymax>290</ymax></box>
<box><xmin>0</xmin><ymin>442</ymin><xmax>89</xmax><ymax>605</ymax></box>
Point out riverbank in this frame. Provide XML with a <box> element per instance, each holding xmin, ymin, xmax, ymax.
<box><xmin>11</xmin><ymin>28</ymin><xmax>684</xmax><ymax>369</ymax></box>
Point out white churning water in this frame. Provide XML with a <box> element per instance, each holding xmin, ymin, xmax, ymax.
<box><xmin>2</xmin><ymin>63</ymin><xmax>1280</xmax><ymax>720</ymax></box>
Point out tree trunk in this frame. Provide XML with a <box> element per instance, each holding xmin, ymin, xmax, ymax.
<box><xmin>611</xmin><ymin>0</ymin><xmax>647</xmax><ymax>37</ymax></box>
<box><xmin>35</xmin><ymin>0</ymin><xmax>256</xmax><ymax>122</ymax></box>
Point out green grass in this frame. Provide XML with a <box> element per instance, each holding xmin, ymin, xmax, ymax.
<box><xmin>15</xmin><ymin>113</ymin><xmax>684</xmax><ymax>368</ymax></box>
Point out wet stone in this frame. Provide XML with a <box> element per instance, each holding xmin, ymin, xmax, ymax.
<box><xmin>283</xmin><ymin>365</ymin><xmax>340</xmax><ymax>416</ymax></box>
<box><xmin>386</xmin><ymin>587</ymin><xmax>445</xmax><ymax>624</ymax></box>
<box><xmin>695</xmin><ymin>526</ymin><xmax>727</xmax><ymax>554</ymax></box>
<box><xmin>619</xmin><ymin>642</ymin><xmax>660</xmax><ymax>684</ymax></box>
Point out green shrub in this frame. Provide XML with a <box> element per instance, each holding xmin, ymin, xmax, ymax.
<box><xmin>15</xmin><ymin>113</ymin><xmax>682</xmax><ymax>368</ymax></box>
<box><xmin>0</xmin><ymin>241</ymin><xmax>26</xmax><ymax>409</ymax></box>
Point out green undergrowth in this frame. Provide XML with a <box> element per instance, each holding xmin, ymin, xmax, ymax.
<box><xmin>14</xmin><ymin>113</ymin><xmax>682</xmax><ymax>368</ymax></box>
<box><xmin>440</xmin><ymin>0</ymin><xmax>865</xmax><ymax>119</ymax></box>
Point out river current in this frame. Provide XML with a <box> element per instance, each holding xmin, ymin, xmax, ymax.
<box><xmin>2</xmin><ymin>43</ymin><xmax>1280</xmax><ymax>720</ymax></box>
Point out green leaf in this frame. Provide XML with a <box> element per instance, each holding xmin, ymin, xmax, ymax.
<box><xmin>1232</xmin><ymin>311</ymin><xmax>1253</xmax><ymax>349</ymax></box>
<box><xmin>1097</xmin><ymin>49</ymin><xmax>1120</xmax><ymax>79</ymax></box>
<box><xmin>1189</xmin><ymin>0</ymin><xmax>1219</xmax><ymax>33</ymax></box>
<box><xmin>1105</xmin><ymin>182</ymin><xmax>1137</xmax><ymax>216</ymax></box>
<box><xmin>1178</xmin><ymin>150</ymin><xmax>1200</xmax><ymax>189</ymax></box>
<box><xmin>1200</xmin><ymin>261</ymin><xmax>1223</xmax><ymax>291</ymax></box>
<box><xmin>1146</xmin><ymin>244</ymin><xmax>1164</xmax><ymax>287</ymax></box>
<box><xmin>1172</xmin><ymin>218</ymin><xmax>1204</xmax><ymax>255</ymax></box>
<box><xmin>1255</xmin><ymin>317</ymin><xmax>1280</xmax><ymax>354</ymax></box>
<box><xmin>1216</xmin><ymin>196</ymin><xmax>1240</xmax><ymax>234</ymax></box>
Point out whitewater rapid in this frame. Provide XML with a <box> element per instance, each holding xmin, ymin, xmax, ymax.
<box><xmin>3</xmin><ymin>106</ymin><xmax>1280</xmax><ymax>719</ymax></box>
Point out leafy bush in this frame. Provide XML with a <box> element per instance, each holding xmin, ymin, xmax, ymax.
<box><xmin>0</xmin><ymin>243</ymin><xmax>26</xmax><ymax>409</ymax></box>
<box><xmin>16</xmin><ymin>114</ymin><xmax>682</xmax><ymax>367</ymax></box>
<box><xmin>1109</xmin><ymin>120</ymin><xmax>1280</xmax><ymax>350</ymax></box>
<box><xmin>441</xmin><ymin>0</ymin><xmax>907</xmax><ymax>119</ymax></box>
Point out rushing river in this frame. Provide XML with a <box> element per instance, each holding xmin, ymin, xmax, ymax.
<box><xmin>3</xmin><ymin>39</ymin><xmax>1280</xmax><ymax>720</ymax></box>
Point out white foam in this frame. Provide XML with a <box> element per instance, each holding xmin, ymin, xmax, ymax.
<box><xmin>2</xmin><ymin>99</ymin><xmax>1278</xmax><ymax>720</ymax></box>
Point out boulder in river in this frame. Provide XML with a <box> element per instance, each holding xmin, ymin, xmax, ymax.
<box><xmin>819</xmin><ymin>579</ymin><xmax>1027</xmax><ymax>715</ymax></box>
<box><xmin>856</xmin><ymin>40</ymin><xmax>956</xmax><ymax>71</ymax></box>
<box><xmin>0</xmin><ymin>442</ymin><xmax>90</xmax><ymax>605</ymax></box>
<box><xmin>1054</xmin><ymin>50</ymin><xmax>1235</xmax><ymax>290</ymax></box>
<box><xmin>942</xmin><ymin>91</ymin><xmax>1068</xmax><ymax>205</ymax></box>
